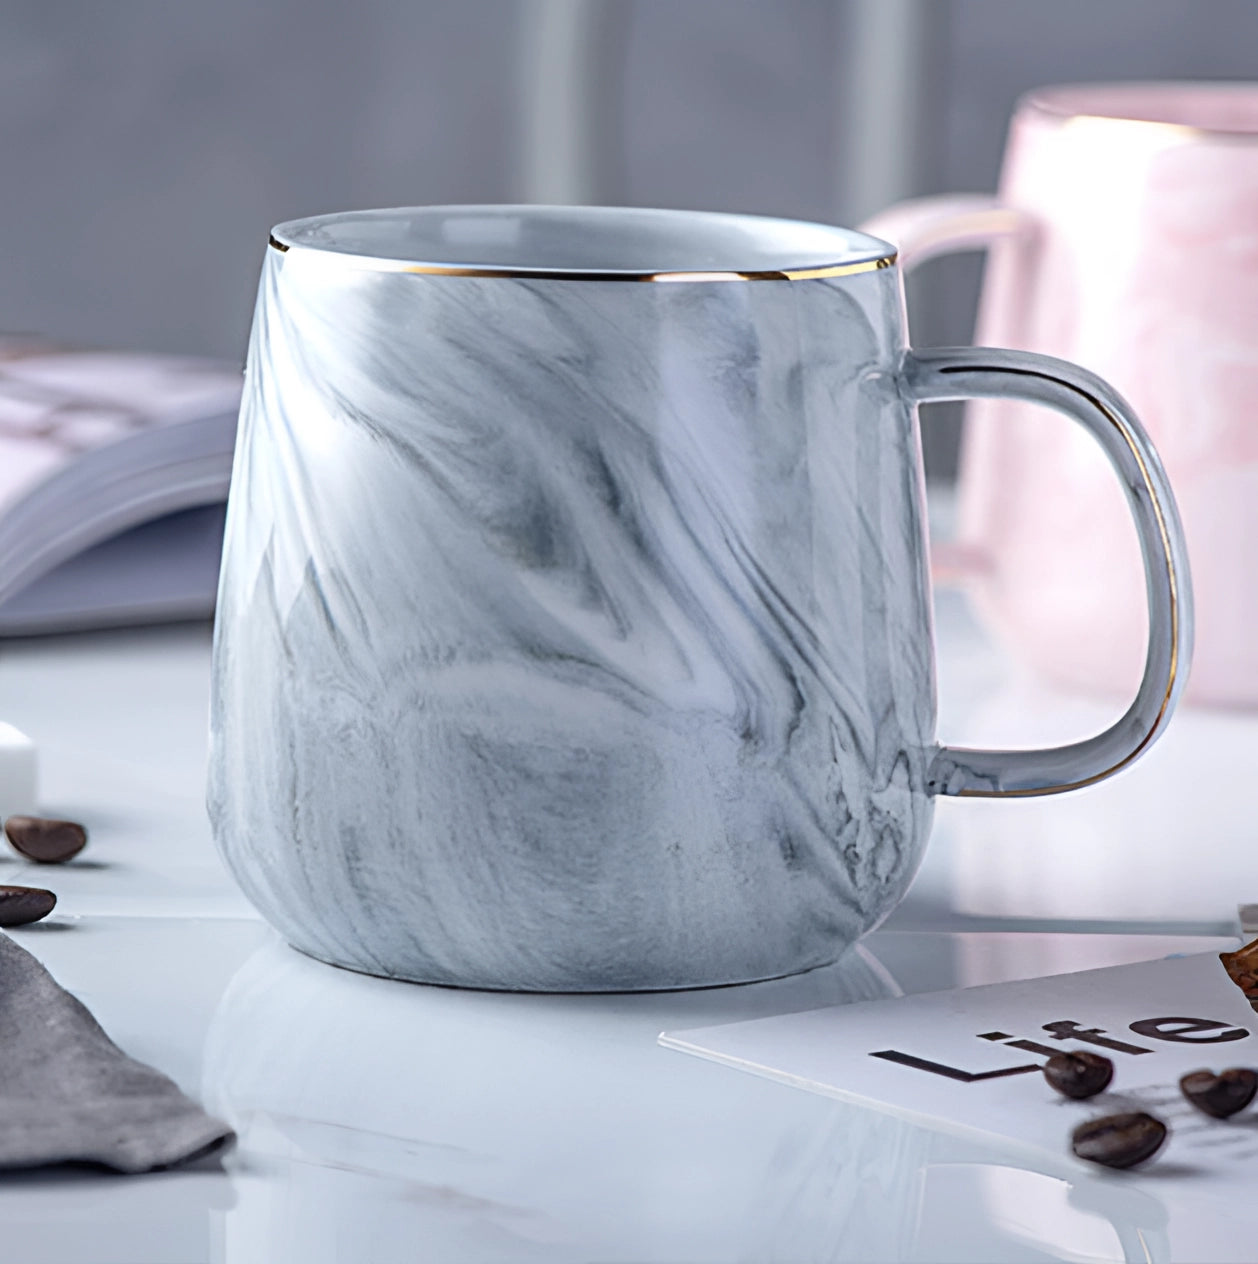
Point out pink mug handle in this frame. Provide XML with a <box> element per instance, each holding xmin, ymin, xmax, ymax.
<box><xmin>860</xmin><ymin>194</ymin><xmax>1029</xmax><ymax>270</ymax></box>
<box><xmin>861</xmin><ymin>196</ymin><xmax>1032</xmax><ymax>587</ymax></box>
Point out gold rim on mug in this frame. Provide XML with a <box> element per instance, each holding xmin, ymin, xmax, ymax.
<box><xmin>1023</xmin><ymin>81</ymin><xmax>1258</xmax><ymax>143</ymax></box>
<box><xmin>267</xmin><ymin>234</ymin><xmax>897</xmax><ymax>282</ymax></box>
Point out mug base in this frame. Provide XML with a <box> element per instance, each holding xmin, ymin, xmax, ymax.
<box><xmin>283</xmin><ymin>936</ymin><xmax>849</xmax><ymax>995</ymax></box>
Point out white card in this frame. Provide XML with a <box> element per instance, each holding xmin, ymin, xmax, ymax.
<box><xmin>662</xmin><ymin>952</ymin><xmax>1258</xmax><ymax>1197</ymax></box>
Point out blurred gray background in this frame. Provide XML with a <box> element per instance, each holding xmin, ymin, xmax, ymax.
<box><xmin>4</xmin><ymin>0</ymin><xmax>1258</xmax><ymax>476</ymax></box>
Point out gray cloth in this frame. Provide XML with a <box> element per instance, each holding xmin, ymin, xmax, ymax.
<box><xmin>0</xmin><ymin>930</ymin><xmax>233</xmax><ymax>1173</ymax></box>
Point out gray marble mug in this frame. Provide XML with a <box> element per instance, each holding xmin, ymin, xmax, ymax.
<box><xmin>208</xmin><ymin>206</ymin><xmax>1191</xmax><ymax>991</ymax></box>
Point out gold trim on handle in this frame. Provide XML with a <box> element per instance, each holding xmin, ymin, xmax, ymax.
<box><xmin>942</xmin><ymin>364</ymin><xmax>1181</xmax><ymax>800</ymax></box>
<box><xmin>267</xmin><ymin>235</ymin><xmax>896</xmax><ymax>282</ymax></box>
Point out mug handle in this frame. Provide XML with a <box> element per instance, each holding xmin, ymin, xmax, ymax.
<box><xmin>901</xmin><ymin>346</ymin><xmax>1193</xmax><ymax>798</ymax></box>
<box><xmin>860</xmin><ymin>194</ymin><xmax>1028</xmax><ymax>269</ymax></box>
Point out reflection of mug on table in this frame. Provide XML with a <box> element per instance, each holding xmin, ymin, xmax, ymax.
<box><xmin>208</xmin><ymin>205</ymin><xmax>1189</xmax><ymax>991</ymax></box>
<box><xmin>202</xmin><ymin>941</ymin><xmax>1183</xmax><ymax>1264</ymax></box>
<box><xmin>865</xmin><ymin>82</ymin><xmax>1257</xmax><ymax>707</ymax></box>
<box><xmin>201</xmin><ymin>937</ymin><xmax>902</xmax><ymax>1263</ymax></box>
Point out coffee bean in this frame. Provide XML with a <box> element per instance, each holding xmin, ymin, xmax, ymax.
<box><xmin>1044</xmin><ymin>1051</ymin><xmax>1114</xmax><ymax>1099</ymax></box>
<box><xmin>0</xmin><ymin>884</ymin><xmax>56</xmax><ymax>927</ymax></box>
<box><xmin>4</xmin><ymin>815</ymin><xmax>87</xmax><ymax>864</ymax></box>
<box><xmin>1220</xmin><ymin>938</ymin><xmax>1258</xmax><ymax>1008</ymax></box>
<box><xmin>1071</xmin><ymin>1112</ymin><xmax>1167</xmax><ymax>1169</ymax></box>
<box><xmin>1179</xmin><ymin>1068</ymin><xmax>1258</xmax><ymax>1119</ymax></box>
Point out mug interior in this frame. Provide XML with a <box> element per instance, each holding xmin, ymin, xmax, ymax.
<box><xmin>271</xmin><ymin>205</ymin><xmax>892</xmax><ymax>277</ymax></box>
<box><xmin>1026</xmin><ymin>81</ymin><xmax>1258</xmax><ymax>135</ymax></box>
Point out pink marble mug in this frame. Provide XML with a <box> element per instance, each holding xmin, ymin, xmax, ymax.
<box><xmin>864</xmin><ymin>82</ymin><xmax>1258</xmax><ymax>708</ymax></box>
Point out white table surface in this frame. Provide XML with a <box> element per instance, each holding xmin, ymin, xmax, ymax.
<box><xmin>0</xmin><ymin>588</ymin><xmax>1254</xmax><ymax>1263</ymax></box>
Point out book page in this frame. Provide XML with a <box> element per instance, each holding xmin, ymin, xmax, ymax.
<box><xmin>0</xmin><ymin>340</ymin><xmax>242</xmax><ymax>515</ymax></box>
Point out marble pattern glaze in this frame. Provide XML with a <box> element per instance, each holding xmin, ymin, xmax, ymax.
<box><xmin>208</xmin><ymin>243</ymin><xmax>937</xmax><ymax>990</ymax></box>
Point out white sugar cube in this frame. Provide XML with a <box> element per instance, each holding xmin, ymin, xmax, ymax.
<box><xmin>0</xmin><ymin>723</ymin><xmax>37</xmax><ymax>820</ymax></box>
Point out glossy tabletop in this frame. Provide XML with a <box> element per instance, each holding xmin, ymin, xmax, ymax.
<box><xmin>0</xmin><ymin>582</ymin><xmax>1253</xmax><ymax>1262</ymax></box>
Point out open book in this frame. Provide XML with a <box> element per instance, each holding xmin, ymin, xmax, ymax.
<box><xmin>0</xmin><ymin>338</ymin><xmax>242</xmax><ymax>635</ymax></box>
